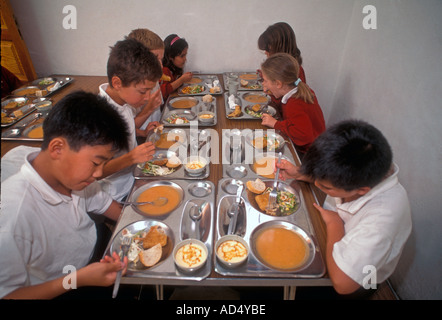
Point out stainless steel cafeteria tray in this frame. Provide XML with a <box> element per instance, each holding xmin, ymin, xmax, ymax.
<box><xmin>1</xmin><ymin>97</ymin><xmax>36</xmax><ymax>128</ymax></box>
<box><xmin>221</xmin><ymin>128</ymin><xmax>297</xmax><ymax>179</ymax></box>
<box><xmin>11</xmin><ymin>76</ymin><xmax>74</xmax><ymax>98</ymax></box>
<box><xmin>214</xmin><ymin>177</ymin><xmax>325</xmax><ymax>278</ymax></box>
<box><xmin>177</xmin><ymin>74</ymin><xmax>223</xmax><ymax>96</ymax></box>
<box><xmin>224</xmin><ymin>91</ymin><xmax>278</xmax><ymax>120</ymax></box>
<box><xmin>223</xmin><ymin>72</ymin><xmax>262</xmax><ymax>91</ymax></box>
<box><xmin>134</xmin><ymin>127</ymin><xmax>213</xmax><ymax>180</ymax></box>
<box><xmin>107</xmin><ymin>179</ymin><xmax>216</xmax><ymax>281</ymax></box>
<box><xmin>161</xmin><ymin>95</ymin><xmax>217</xmax><ymax>127</ymax></box>
<box><xmin>1</xmin><ymin>111</ymin><xmax>44</xmax><ymax>140</ymax></box>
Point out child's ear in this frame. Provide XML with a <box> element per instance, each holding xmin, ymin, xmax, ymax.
<box><xmin>357</xmin><ymin>186</ymin><xmax>371</xmax><ymax>196</ymax></box>
<box><xmin>48</xmin><ymin>138</ymin><xmax>67</xmax><ymax>159</ymax></box>
<box><xmin>111</xmin><ymin>76</ymin><xmax>123</xmax><ymax>90</ymax></box>
<box><xmin>275</xmin><ymin>80</ymin><xmax>284</xmax><ymax>88</ymax></box>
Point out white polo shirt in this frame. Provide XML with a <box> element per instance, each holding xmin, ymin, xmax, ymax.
<box><xmin>323</xmin><ymin>163</ymin><xmax>412</xmax><ymax>286</ymax></box>
<box><xmin>0</xmin><ymin>150</ymin><xmax>113</xmax><ymax>298</ymax></box>
<box><xmin>98</xmin><ymin>83</ymin><xmax>137</xmax><ymax>201</ymax></box>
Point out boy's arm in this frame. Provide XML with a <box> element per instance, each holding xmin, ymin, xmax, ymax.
<box><xmin>100</xmin><ymin>142</ymin><xmax>156</xmax><ymax>178</ymax></box>
<box><xmin>313</xmin><ymin>203</ymin><xmax>361</xmax><ymax>294</ymax></box>
<box><xmin>102</xmin><ymin>200</ymin><xmax>123</xmax><ymax>221</ymax></box>
<box><xmin>3</xmin><ymin>254</ymin><xmax>124</xmax><ymax>299</ymax></box>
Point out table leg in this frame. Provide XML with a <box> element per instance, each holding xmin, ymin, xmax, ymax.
<box><xmin>283</xmin><ymin>286</ymin><xmax>296</xmax><ymax>300</ymax></box>
<box><xmin>156</xmin><ymin>284</ymin><xmax>164</xmax><ymax>300</ymax></box>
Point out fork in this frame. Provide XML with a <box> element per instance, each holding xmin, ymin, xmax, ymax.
<box><xmin>112</xmin><ymin>236</ymin><xmax>132</xmax><ymax>298</ymax></box>
<box><xmin>267</xmin><ymin>152</ymin><xmax>282</xmax><ymax>212</ymax></box>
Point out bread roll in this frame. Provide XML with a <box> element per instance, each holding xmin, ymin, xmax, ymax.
<box><xmin>246</xmin><ymin>178</ymin><xmax>266</xmax><ymax>194</ymax></box>
<box><xmin>139</xmin><ymin>243</ymin><xmax>162</xmax><ymax>267</ymax></box>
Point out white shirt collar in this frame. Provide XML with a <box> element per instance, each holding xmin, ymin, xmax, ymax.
<box><xmin>281</xmin><ymin>87</ymin><xmax>298</xmax><ymax>104</ymax></box>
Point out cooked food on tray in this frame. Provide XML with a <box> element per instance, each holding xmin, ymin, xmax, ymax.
<box><xmin>175</xmin><ymin>241</ymin><xmax>207</xmax><ymax>269</ymax></box>
<box><xmin>252</xmin><ymin>156</ymin><xmax>276</xmax><ymax>178</ymax></box>
<box><xmin>135</xmin><ymin>185</ymin><xmax>181</xmax><ymax>215</ymax></box>
<box><xmin>26</xmin><ymin>125</ymin><xmax>44</xmax><ymax>139</ymax></box>
<box><xmin>245</xmin><ymin>104</ymin><xmax>266</xmax><ymax>118</ymax></box>
<box><xmin>186</xmin><ymin>77</ymin><xmax>203</xmax><ymax>84</ymax></box>
<box><xmin>121</xmin><ymin>225</ymin><xmax>169</xmax><ymax>268</ymax></box>
<box><xmin>243</xmin><ymin>93</ymin><xmax>268</xmax><ymax>104</ymax></box>
<box><xmin>202</xmin><ymin>94</ymin><xmax>213</xmax><ymax>103</ymax></box>
<box><xmin>247</xmin><ymin>178</ymin><xmax>299</xmax><ymax>216</ymax></box>
<box><xmin>227</xmin><ymin>105</ymin><xmax>242</xmax><ymax>118</ymax></box>
<box><xmin>164</xmin><ymin>114</ymin><xmax>190</xmax><ymax>124</ymax></box>
<box><xmin>254</xmin><ymin>226</ymin><xmax>308</xmax><ymax>270</ymax></box>
<box><xmin>15</xmin><ymin>87</ymin><xmax>46</xmax><ymax>97</ymax></box>
<box><xmin>181</xmin><ymin>85</ymin><xmax>204</xmax><ymax>94</ymax></box>
<box><xmin>140</xmin><ymin>160</ymin><xmax>178</xmax><ymax>176</ymax></box>
<box><xmin>252</xmin><ymin>135</ymin><xmax>282</xmax><ymax>151</ymax></box>
<box><xmin>154</xmin><ymin>132</ymin><xmax>184</xmax><ymax>149</ymax></box>
<box><xmin>170</xmin><ymin>98</ymin><xmax>198</xmax><ymax>109</ymax></box>
<box><xmin>239</xmin><ymin>73</ymin><xmax>258</xmax><ymax>81</ymax></box>
<box><xmin>217</xmin><ymin>239</ymin><xmax>248</xmax><ymax>264</ymax></box>
<box><xmin>38</xmin><ymin>77</ymin><xmax>55</xmax><ymax>86</ymax></box>
<box><xmin>3</xmin><ymin>100</ymin><xmax>26</xmax><ymax>109</ymax></box>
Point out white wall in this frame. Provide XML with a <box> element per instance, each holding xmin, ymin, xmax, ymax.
<box><xmin>9</xmin><ymin>0</ymin><xmax>442</xmax><ymax>299</ymax></box>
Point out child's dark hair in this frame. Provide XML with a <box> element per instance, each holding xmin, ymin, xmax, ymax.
<box><xmin>162</xmin><ymin>34</ymin><xmax>188</xmax><ymax>77</ymax></box>
<box><xmin>300</xmin><ymin>119</ymin><xmax>393</xmax><ymax>191</ymax></box>
<box><xmin>258</xmin><ymin>22</ymin><xmax>303</xmax><ymax>66</ymax></box>
<box><xmin>41</xmin><ymin>91</ymin><xmax>129</xmax><ymax>152</ymax></box>
<box><xmin>107</xmin><ymin>38</ymin><xmax>162</xmax><ymax>87</ymax></box>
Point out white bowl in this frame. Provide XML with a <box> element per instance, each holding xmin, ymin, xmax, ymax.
<box><xmin>173</xmin><ymin>239</ymin><xmax>208</xmax><ymax>272</ymax></box>
<box><xmin>198</xmin><ymin>111</ymin><xmax>215</xmax><ymax>123</ymax></box>
<box><xmin>34</xmin><ymin>100</ymin><xmax>52</xmax><ymax>114</ymax></box>
<box><xmin>184</xmin><ymin>156</ymin><xmax>208</xmax><ymax>176</ymax></box>
<box><xmin>215</xmin><ymin>235</ymin><xmax>249</xmax><ymax>268</ymax></box>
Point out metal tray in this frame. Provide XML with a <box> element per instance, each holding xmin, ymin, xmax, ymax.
<box><xmin>1</xmin><ymin>97</ymin><xmax>36</xmax><ymax>128</ymax></box>
<box><xmin>177</xmin><ymin>74</ymin><xmax>223</xmax><ymax>96</ymax></box>
<box><xmin>223</xmin><ymin>72</ymin><xmax>262</xmax><ymax>91</ymax></box>
<box><xmin>161</xmin><ymin>95</ymin><xmax>217</xmax><ymax>127</ymax></box>
<box><xmin>1</xmin><ymin>111</ymin><xmax>45</xmax><ymax>140</ymax></box>
<box><xmin>11</xmin><ymin>76</ymin><xmax>74</xmax><ymax>98</ymax></box>
<box><xmin>134</xmin><ymin>128</ymin><xmax>213</xmax><ymax>180</ymax></box>
<box><xmin>107</xmin><ymin>179</ymin><xmax>216</xmax><ymax>281</ymax></box>
<box><xmin>214</xmin><ymin>177</ymin><xmax>325</xmax><ymax>278</ymax></box>
<box><xmin>224</xmin><ymin>92</ymin><xmax>278</xmax><ymax>120</ymax></box>
<box><xmin>221</xmin><ymin>128</ymin><xmax>295</xmax><ymax>179</ymax></box>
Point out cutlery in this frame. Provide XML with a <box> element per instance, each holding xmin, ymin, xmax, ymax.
<box><xmin>112</xmin><ymin>236</ymin><xmax>131</xmax><ymax>298</ymax></box>
<box><xmin>227</xmin><ymin>184</ymin><xmax>244</xmax><ymax>235</ymax></box>
<box><xmin>267</xmin><ymin>152</ymin><xmax>282</xmax><ymax>212</ymax></box>
<box><xmin>123</xmin><ymin>197</ymin><xmax>168</xmax><ymax>206</ymax></box>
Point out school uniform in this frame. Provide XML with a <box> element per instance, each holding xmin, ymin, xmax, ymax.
<box><xmin>98</xmin><ymin>83</ymin><xmax>137</xmax><ymax>201</ymax></box>
<box><xmin>273</xmin><ymin>87</ymin><xmax>325</xmax><ymax>153</ymax></box>
<box><xmin>323</xmin><ymin>164</ymin><xmax>412</xmax><ymax>286</ymax></box>
<box><xmin>160</xmin><ymin>66</ymin><xmax>176</xmax><ymax>99</ymax></box>
<box><xmin>0</xmin><ymin>150</ymin><xmax>112</xmax><ymax>298</ymax></box>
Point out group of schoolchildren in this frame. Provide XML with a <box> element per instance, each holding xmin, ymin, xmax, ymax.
<box><xmin>0</xmin><ymin>23</ymin><xmax>411</xmax><ymax>300</ymax></box>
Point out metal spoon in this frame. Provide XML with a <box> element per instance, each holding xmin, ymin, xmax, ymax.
<box><xmin>124</xmin><ymin>197</ymin><xmax>168</xmax><ymax>206</ymax></box>
<box><xmin>227</xmin><ymin>184</ymin><xmax>244</xmax><ymax>235</ymax></box>
<box><xmin>189</xmin><ymin>201</ymin><xmax>209</xmax><ymax>239</ymax></box>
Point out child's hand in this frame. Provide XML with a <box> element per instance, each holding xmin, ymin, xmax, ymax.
<box><xmin>276</xmin><ymin>159</ymin><xmax>300</xmax><ymax>180</ymax></box>
<box><xmin>261</xmin><ymin>113</ymin><xmax>277</xmax><ymax>128</ymax></box>
<box><xmin>149</xmin><ymin>88</ymin><xmax>162</xmax><ymax>109</ymax></box>
<box><xmin>313</xmin><ymin>203</ymin><xmax>344</xmax><ymax>228</ymax></box>
<box><xmin>78</xmin><ymin>252</ymin><xmax>126</xmax><ymax>287</ymax></box>
<box><xmin>145</xmin><ymin>121</ymin><xmax>161</xmax><ymax>134</ymax></box>
<box><xmin>181</xmin><ymin>72</ymin><xmax>193</xmax><ymax>83</ymax></box>
<box><xmin>130</xmin><ymin>142</ymin><xmax>156</xmax><ymax>164</ymax></box>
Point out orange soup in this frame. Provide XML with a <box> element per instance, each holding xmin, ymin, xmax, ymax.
<box><xmin>239</xmin><ymin>74</ymin><xmax>258</xmax><ymax>80</ymax></box>
<box><xmin>255</xmin><ymin>227</ymin><xmax>308</xmax><ymax>270</ymax></box>
<box><xmin>171</xmin><ymin>99</ymin><xmax>197</xmax><ymax>109</ymax></box>
<box><xmin>27</xmin><ymin>126</ymin><xmax>43</xmax><ymax>139</ymax></box>
<box><xmin>155</xmin><ymin>133</ymin><xmax>182</xmax><ymax>149</ymax></box>
<box><xmin>187</xmin><ymin>77</ymin><xmax>203</xmax><ymax>84</ymax></box>
<box><xmin>137</xmin><ymin>185</ymin><xmax>181</xmax><ymax>216</ymax></box>
<box><xmin>244</xmin><ymin>94</ymin><xmax>268</xmax><ymax>103</ymax></box>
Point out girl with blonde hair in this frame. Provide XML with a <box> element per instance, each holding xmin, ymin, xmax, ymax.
<box><xmin>261</xmin><ymin>53</ymin><xmax>325</xmax><ymax>154</ymax></box>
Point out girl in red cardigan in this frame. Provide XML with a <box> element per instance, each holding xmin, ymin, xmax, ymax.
<box><xmin>261</xmin><ymin>53</ymin><xmax>325</xmax><ymax>154</ymax></box>
<box><xmin>160</xmin><ymin>34</ymin><xmax>193</xmax><ymax>99</ymax></box>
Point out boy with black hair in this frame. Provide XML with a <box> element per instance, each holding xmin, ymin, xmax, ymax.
<box><xmin>0</xmin><ymin>91</ymin><xmax>130</xmax><ymax>299</ymax></box>
<box><xmin>277</xmin><ymin>119</ymin><xmax>412</xmax><ymax>295</ymax></box>
<box><xmin>99</xmin><ymin>38</ymin><xmax>163</xmax><ymax>201</ymax></box>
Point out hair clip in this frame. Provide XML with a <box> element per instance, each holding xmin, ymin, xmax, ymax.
<box><xmin>294</xmin><ymin>78</ymin><xmax>301</xmax><ymax>86</ymax></box>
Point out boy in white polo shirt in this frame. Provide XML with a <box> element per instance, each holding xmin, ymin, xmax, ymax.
<box><xmin>0</xmin><ymin>92</ymin><xmax>130</xmax><ymax>299</ymax></box>
<box><xmin>277</xmin><ymin>119</ymin><xmax>412</xmax><ymax>296</ymax></box>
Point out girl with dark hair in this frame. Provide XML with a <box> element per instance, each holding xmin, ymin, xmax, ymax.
<box><xmin>160</xmin><ymin>34</ymin><xmax>193</xmax><ymax>98</ymax></box>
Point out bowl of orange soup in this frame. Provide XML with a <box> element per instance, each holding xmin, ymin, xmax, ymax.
<box><xmin>250</xmin><ymin>221</ymin><xmax>315</xmax><ymax>272</ymax></box>
<box><xmin>130</xmin><ymin>181</ymin><xmax>184</xmax><ymax>217</ymax></box>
